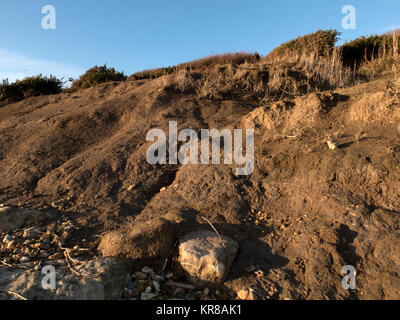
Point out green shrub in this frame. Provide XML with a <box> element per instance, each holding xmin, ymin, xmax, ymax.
<box><xmin>179</xmin><ymin>52</ymin><xmax>261</xmax><ymax>71</ymax></box>
<box><xmin>266</xmin><ymin>30</ymin><xmax>341</xmax><ymax>60</ymax></box>
<box><xmin>341</xmin><ymin>33</ymin><xmax>400</xmax><ymax>67</ymax></box>
<box><xmin>129</xmin><ymin>53</ymin><xmax>260</xmax><ymax>81</ymax></box>
<box><xmin>129</xmin><ymin>66</ymin><xmax>176</xmax><ymax>80</ymax></box>
<box><xmin>70</xmin><ymin>64</ymin><xmax>127</xmax><ymax>90</ymax></box>
<box><xmin>0</xmin><ymin>75</ymin><xmax>63</xmax><ymax>104</ymax></box>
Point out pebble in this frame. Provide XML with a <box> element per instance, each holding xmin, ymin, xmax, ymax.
<box><xmin>141</xmin><ymin>266</ymin><xmax>153</xmax><ymax>274</ymax></box>
<box><xmin>3</xmin><ymin>234</ymin><xmax>13</xmax><ymax>243</ymax></box>
<box><xmin>152</xmin><ymin>280</ymin><xmax>160</xmax><ymax>292</ymax></box>
<box><xmin>19</xmin><ymin>256</ymin><xmax>30</xmax><ymax>263</ymax></box>
<box><xmin>245</xmin><ymin>264</ymin><xmax>256</xmax><ymax>272</ymax></box>
<box><xmin>203</xmin><ymin>288</ymin><xmax>210</xmax><ymax>296</ymax></box>
<box><xmin>140</xmin><ymin>292</ymin><xmax>156</xmax><ymax>300</ymax></box>
<box><xmin>126</xmin><ymin>280</ymin><xmax>137</xmax><ymax>290</ymax></box>
<box><xmin>145</xmin><ymin>286</ymin><xmax>152</xmax><ymax>293</ymax></box>
<box><xmin>237</xmin><ymin>288</ymin><xmax>257</xmax><ymax>300</ymax></box>
<box><xmin>151</xmin><ymin>273</ymin><xmax>165</xmax><ymax>282</ymax></box>
<box><xmin>23</xmin><ymin>228</ymin><xmax>38</xmax><ymax>239</ymax></box>
<box><xmin>6</xmin><ymin>240</ymin><xmax>15</xmax><ymax>249</ymax></box>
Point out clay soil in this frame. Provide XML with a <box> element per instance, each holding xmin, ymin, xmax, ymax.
<box><xmin>0</xmin><ymin>70</ymin><xmax>399</xmax><ymax>300</ymax></box>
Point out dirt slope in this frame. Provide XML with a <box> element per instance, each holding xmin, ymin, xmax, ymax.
<box><xmin>0</xmin><ymin>69</ymin><xmax>399</xmax><ymax>299</ymax></box>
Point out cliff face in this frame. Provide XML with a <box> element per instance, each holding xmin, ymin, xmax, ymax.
<box><xmin>0</xmin><ymin>62</ymin><xmax>399</xmax><ymax>299</ymax></box>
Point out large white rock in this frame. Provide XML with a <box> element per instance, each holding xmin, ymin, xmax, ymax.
<box><xmin>178</xmin><ymin>230</ymin><xmax>239</xmax><ymax>287</ymax></box>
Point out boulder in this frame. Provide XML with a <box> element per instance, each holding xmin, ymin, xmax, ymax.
<box><xmin>98</xmin><ymin>217</ymin><xmax>178</xmax><ymax>260</ymax></box>
<box><xmin>0</xmin><ymin>207</ymin><xmax>56</xmax><ymax>233</ymax></box>
<box><xmin>0</xmin><ymin>258</ymin><xmax>128</xmax><ymax>300</ymax></box>
<box><xmin>178</xmin><ymin>229</ymin><xmax>239</xmax><ymax>287</ymax></box>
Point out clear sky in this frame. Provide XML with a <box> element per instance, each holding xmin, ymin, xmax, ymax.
<box><xmin>1</xmin><ymin>0</ymin><xmax>399</xmax><ymax>82</ymax></box>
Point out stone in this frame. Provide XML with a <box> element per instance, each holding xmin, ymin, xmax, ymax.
<box><xmin>0</xmin><ymin>207</ymin><xmax>56</xmax><ymax>233</ymax></box>
<box><xmin>177</xmin><ymin>229</ymin><xmax>239</xmax><ymax>287</ymax></box>
<box><xmin>98</xmin><ymin>217</ymin><xmax>178</xmax><ymax>260</ymax></box>
<box><xmin>245</xmin><ymin>265</ymin><xmax>256</xmax><ymax>272</ymax></box>
<box><xmin>126</xmin><ymin>280</ymin><xmax>137</xmax><ymax>290</ymax></box>
<box><xmin>6</xmin><ymin>240</ymin><xmax>15</xmax><ymax>249</ymax></box>
<box><xmin>2</xmin><ymin>234</ymin><xmax>13</xmax><ymax>243</ymax></box>
<box><xmin>141</xmin><ymin>266</ymin><xmax>153</xmax><ymax>274</ymax></box>
<box><xmin>152</xmin><ymin>280</ymin><xmax>160</xmax><ymax>292</ymax></box>
<box><xmin>327</xmin><ymin>139</ymin><xmax>338</xmax><ymax>150</ymax></box>
<box><xmin>19</xmin><ymin>256</ymin><xmax>30</xmax><ymax>263</ymax></box>
<box><xmin>23</xmin><ymin>228</ymin><xmax>39</xmax><ymax>239</ymax></box>
<box><xmin>237</xmin><ymin>288</ymin><xmax>257</xmax><ymax>300</ymax></box>
<box><xmin>0</xmin><ymin>258</ymin><xmax>128</xmax><ymax>300</ymax></box>
<box><xmin>140</xmin><ymin>292</ymin><xmax>156</xmax><ymax>300</ymax></box>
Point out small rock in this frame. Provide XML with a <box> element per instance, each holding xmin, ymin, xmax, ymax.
<box><xmin>23</xmin><ymin>228</ymin><xmax>39</xmax><ymax>239</ymax></box>
<box><xmin>3</xmin><ymin>234</ymin><xmax>13</xmax><ymax>243</ymax></box>
<box><xmin>140</xmin><ymin>292</ymin><xmax>156</xmax><ymax>300</ymax></box>
<box><xmin>6</xmin><ymin>240</ymin><xmax>15</xmax><ymax>249</ymax></box>
<box><xmin>19</xmin><ymin>256</ymin><xmax>30</xmax><ymax>263</ymax></box>
<box><xmin>245</xmin><ymin>265</ymin><xmax>256</xmax><ymax>272</ymax></box>
<box><xmin>141</xmin><ymin>266</ymin><xmax>153</xmax><ymax>274</ymax></box>
<box><xmin>151</xmin><ymin>273</ymin><xmax>165</xmax><ymax>281</ymax></box>
<box><xmin>126</xmin><ymin>280</ymin><xmax>137</xmax><ymax>290</ymax></box>
<box><xmin>327</xmin><ymin>139</ymin><xmax>338</xmax><ymax>150</ymax></box>
<box><xmin>237</xmin><ymin>288</ymin><xmax>257</xmax><ymax>300</ymax></box>
<box><xmin>145</xmin><ymin>286</ymin><xmax>152</xmax><ymax>293</ymax></box>
<box><xmin>203</xmin><ymin>288</ymin><xmax>210</xmax><ymax>296</ymax></box>
<box><xmin>152</xmin><ymin>280</ymin><xmax>160</xmax><ymax>292</ymax></box>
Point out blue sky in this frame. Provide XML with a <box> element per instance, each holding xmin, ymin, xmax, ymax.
<box><xmin>1</xmin><ymin>0</ymin><xmax>399</xmax><ymax>82</ymax></box>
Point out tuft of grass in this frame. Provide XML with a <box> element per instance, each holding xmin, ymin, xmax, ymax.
<box><xmin>129</xmin><ymin>66</ymin><xmax>176</xmax><ymax>80</ymax></box>
<box><xmin>129</xmin><ymin>52</ymin><xmax>260</xmax><ymax>81</ymax></box>
<box><xmin>266</xmin><ymin>30</ymin><xmax>341</xmax><ymax>61</ymax></box>
<box><xmin>70</xmin><ymin>64</ymin><xmax>126</xmax><ymax>90</ymax></box>
<box><xmin>0</xmin><ymin>74</ymin><xmax>63</xmax><ymax>104</ymax></box>
<box><xmin>341</xmin><ymin>31</ymin><xmax>400</xmax><ymax>80</ymax></box>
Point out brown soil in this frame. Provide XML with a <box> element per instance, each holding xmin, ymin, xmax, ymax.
<box><xmin>0</xmin><ymin>69</ymin><xmax>399</xmax><ymax>300</ymax></box>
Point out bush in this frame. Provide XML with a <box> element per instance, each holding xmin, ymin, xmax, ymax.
<box><xmin>178</xmin><ymin>52</ymin><xmax>261</xmax><ymax>71</ymax></box>
<box><xmin>266</xmin><ymin>30</ymin><xmax>341</xmax><ymax>61</ymax></box>
<box><xmin>129</xmin><ymin>66</ymin><xmax>176</xmax><ymax>80</ymax></box>
<box><xmin>0</xmin><ymin>75</ymin><xmax>63</xmax><ymax>104</ymax></box>
<box><xmin>341</xmin><ymin>34</ymin><xmax>400</xmax><ymax>67</ymax></box>
<box><xmin>129</xmin><ymin>53</ymin><xmax>260</xmax><ymax>81</ymax></box>
<box><xmin>70</xmin><ymin>64</ymin><xmax>127</xmax><ymax>90</ymax></box>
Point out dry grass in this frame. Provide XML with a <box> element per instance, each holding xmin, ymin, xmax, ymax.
<box><xmin>266</xmin><ymin>48</ymin><xmax>353</xmax><ymax>99</ymax></box>
<box><xmin>179</xmin><ymin>52</ymin><xmax>260</xmax><ymax>71</ymax></box>
<box><xmin>348</xmin><ymin>30</ymin><xmax>400</xmax><ymax>80</ymax></box>
<box><xmin>151</xmin><ymin>30</ymin><xmax>399</xmax><ymax>105</ymax></box>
